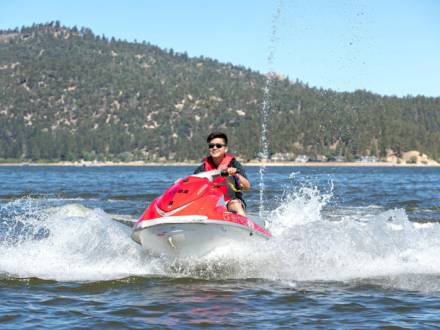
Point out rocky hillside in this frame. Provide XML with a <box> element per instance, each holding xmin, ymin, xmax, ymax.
<box><xmin>1</xmin><ymin>22</ymin><xmax>439</xmax><ymax>162</ymax></box>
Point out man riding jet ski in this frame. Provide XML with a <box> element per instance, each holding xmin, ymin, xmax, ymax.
<box><xmin>131</xmin><ymin>132</ymin><xmax>271</xmax><ymax>258</ymax></box>
<box><xmin>193</xmin><ymin>132</ymin><xmax>250</xmax><ymax>216</ymax></box>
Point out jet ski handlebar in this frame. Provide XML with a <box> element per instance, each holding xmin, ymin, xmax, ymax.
<box><xmin>220</xmin><ymin>168</ymin><xmax>241</xmax><ymax>176</ymax></box>
<box><xmin>219</xmin><ymin>169</ymin><xmax>241</xmax><ymax>177</ymax></box>
<box><xmin>191</xmin><ymin>169</ymin><xmax>240</xmax><ymax>181</ymax></box>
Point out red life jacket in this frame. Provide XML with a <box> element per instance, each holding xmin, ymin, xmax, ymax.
<box><xmin>203</xmin><ymin>153</ymin><xmax>235</xmax><ymax>171</ymax></box>
<box><xmin>203</xmin><ymin>154</ymin><xmax>236</xmax><ymax>201</ymax></box>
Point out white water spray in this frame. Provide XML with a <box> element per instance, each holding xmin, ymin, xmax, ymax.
<box><xmin>2</xmin><ymin>190</ymin><xmax>440</xmax><ymax>292</ymax></box>
<box><xmin>259</xmin><ymin>1</ymin><xmax>283</xmax><ymax>218</ymax></box>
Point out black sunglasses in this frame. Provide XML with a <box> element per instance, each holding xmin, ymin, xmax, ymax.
<box><xmin>208</xmin><ymin>143</ymin><xmax>226</xmax><ymax>149</ymax></box>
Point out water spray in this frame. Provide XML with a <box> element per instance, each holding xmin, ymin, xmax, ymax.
<box><xmin>259</xmin><ymin>0</ymin><xmax>283</xmax><ymax>220</ymax></box>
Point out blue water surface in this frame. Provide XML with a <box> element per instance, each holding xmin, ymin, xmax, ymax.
<box><xmin>1</xmin><ymin>165</ymin><xmax>440</xmax><ymax>328</ymax></box>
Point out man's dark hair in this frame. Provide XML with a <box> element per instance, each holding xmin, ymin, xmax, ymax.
<box><xmin>207</xmin><ymin>132</ymin><xmax>228</xmax><ymax>145</ymax></box>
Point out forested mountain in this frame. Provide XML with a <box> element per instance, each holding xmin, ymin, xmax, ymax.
<box><xmin>1</xmin><ymin>22</ymin><xmax>439</xmax><ymax>162</ymax></box>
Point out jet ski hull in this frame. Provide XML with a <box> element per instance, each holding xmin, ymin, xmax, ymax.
<box><xmin>132</xmin><ymin>215</ymin><xmax>269</xmax><ymax>258</ymax></box>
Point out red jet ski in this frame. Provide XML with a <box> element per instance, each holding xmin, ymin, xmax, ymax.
<box><xmin>131</xmin><ymin>170</ymin><xmax>271</xmax><ymax>258</ymax></box>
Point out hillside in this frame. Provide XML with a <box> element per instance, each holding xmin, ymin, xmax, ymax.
<box><xmin>1</xmin><ymin>22</ymin><xmax>439</xmax><ymax>162</ymax></box>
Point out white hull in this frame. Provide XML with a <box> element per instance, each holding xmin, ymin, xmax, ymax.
<box><xmin>132</xmin><ymin>216</ymin><xmax>269</xmax><ymax>258</ymax></box>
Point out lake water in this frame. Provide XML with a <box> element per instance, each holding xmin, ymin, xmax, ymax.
<box><xmin>1</xmin><ymin>165</ymin><xmax>440</xmax><ymax>328</ymax></box>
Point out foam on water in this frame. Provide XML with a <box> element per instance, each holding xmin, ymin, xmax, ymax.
<box><xmin>1</xmin><ymin>191</ymin><xmax>440</xmax><ymax>291</ymax></box>
<box><xmin>0</xmin><ymin>199</ymin><xmax>163</xmax><ymax>281</ymax></box>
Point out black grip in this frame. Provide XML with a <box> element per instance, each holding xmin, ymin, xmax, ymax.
<box><xmin>220</xmin><ymin>168</ymin><xmax>240</xmax><ymax>176</ymax></box>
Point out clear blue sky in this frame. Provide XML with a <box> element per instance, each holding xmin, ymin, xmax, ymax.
<box><xmin>1</xmin><ymin>0</ymin><xmax>439</xmax><ymax>97</ymax></box>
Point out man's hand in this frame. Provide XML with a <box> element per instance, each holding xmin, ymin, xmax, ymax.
<box><xmin>227</xmin><ymin>167</ymin><xmax>239</xmax><ymax>176</ymax></box>
<box><xmin>226</xmin><ymin>167</ymin><xmax>251</xmax><ymax>191</ymax></box>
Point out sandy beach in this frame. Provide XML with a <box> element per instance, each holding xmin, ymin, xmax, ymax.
<box><xmin>245</xmin><ymin>161</ymin><xmax>439</xmax><ymax>167</ymax></box>
<box><xmin>0</xmin><ymin>160</ymin><xmax>439</xmax><ymax>167</ymax></box>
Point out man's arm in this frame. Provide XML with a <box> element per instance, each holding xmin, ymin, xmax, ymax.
<box><xmin>236</xmin><ymin>172</ymin><xmax>251</xmax><ymax>191</ymax></box>
<box><xmin>227</xmin><ymin>160</ymin><xmax>251</xmax><ymax>191</ymax></box>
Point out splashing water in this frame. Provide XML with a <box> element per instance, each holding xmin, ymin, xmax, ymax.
<box><xmin>259</xmin><ymin>0</ymin><xmax>284</xmax><ymax>218</ymax></box>
<box><xmin>258</xmin><ymin>80</ymin><xmax>272</xmax><ymax>218</ymax></box>
<box><xmin>2</xmin><ymin>185</ymin><xmax>440</xmax><ymax>292</ymax></box>
<box><xmin>0</xmin><ymin>199</ymin><xmax>159</xmax><ymax>281</ymax></box>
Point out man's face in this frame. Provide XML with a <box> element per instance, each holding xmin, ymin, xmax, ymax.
<box><xmin>208</xmin><ymin>138</ymin><xmax>227</xmax><ymax>158</ymax></box>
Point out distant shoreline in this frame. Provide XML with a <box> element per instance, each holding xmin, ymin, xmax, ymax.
<box><xmin>246</xmin><ymin>161</ymin><xmax>440</xmax><ymax>167</ymax></box>
<box><xmin>0</xmin><ymin>161</ymin><xmax>439</xmax><ymax>167</ymax></box>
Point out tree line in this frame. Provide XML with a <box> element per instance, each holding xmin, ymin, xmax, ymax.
<box><xmin>0</xmin><ymin>22</ymin><xmax>439</xmax><ymax>162</ymax></box>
